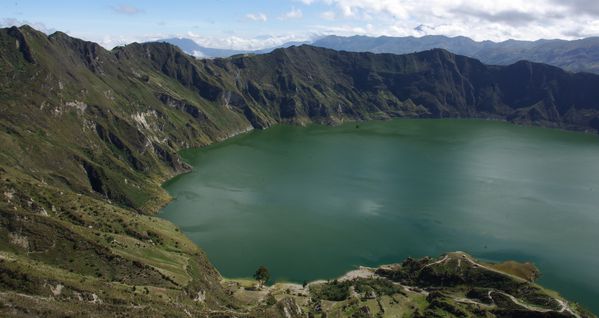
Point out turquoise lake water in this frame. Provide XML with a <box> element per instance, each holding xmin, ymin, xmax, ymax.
<box><xmin>160</xmin><ymin>119</ymin><xmax>599</xmax><ymax>313</ymax></box>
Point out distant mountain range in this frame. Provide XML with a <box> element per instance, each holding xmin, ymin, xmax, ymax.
<box><xmin>159</xmin><ymin>35</ymin><xmax>599</xmax><ymax>74</ymax></box>
<box><xmin>312</xmin><ymin>35</ymin><xmax>599</xmax><ymax>74</ymax></box>
<box><xmin>156</xmin><ymin>37</ymin><xmax>308</xmax><ymax>58</ymax></box>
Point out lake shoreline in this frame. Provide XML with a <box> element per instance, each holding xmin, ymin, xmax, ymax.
<box><xmin>159</xmin><ymin>119</ymin><xmax>594</xmax><ymax>314</ymax></box>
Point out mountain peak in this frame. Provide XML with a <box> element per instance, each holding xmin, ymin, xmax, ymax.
<box><xmin>16</xmin><ymin>24</ymin><xmax>39</xmax><ymax>34</ymax></box>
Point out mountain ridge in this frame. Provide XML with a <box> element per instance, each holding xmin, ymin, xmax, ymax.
<box><xmin>312</xmin><ymin>34</ymin><xmax>599</xmax><ymax>74</ymax></box>
<box><xmin>155</xmin><ymin>33</ymin><xmax>599</xmax><ymax>74</ymax></box>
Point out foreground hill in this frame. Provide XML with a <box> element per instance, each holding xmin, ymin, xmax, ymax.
<box><xmin>232</xmin><ymin>252</ymin><xmax>594</xmax><ymax>318</ymax></box>
<box><xmin>0</xmin><ymin>25</ymin><xmax>597</xmax><ymax>317</ymax></box>
<box><xmin>313</xmin><ymin>35</ymin><xmax>599</xmax><ymax>74</ymax></box>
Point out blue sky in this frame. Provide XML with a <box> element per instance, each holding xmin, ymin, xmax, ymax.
<box><xmin>2</xmin><ymin>0</ymin><xmax>599</xmax><ymax>49</ymax></box>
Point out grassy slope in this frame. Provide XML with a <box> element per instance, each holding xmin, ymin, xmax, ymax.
<box><xmin>0</xmin><ymin>26</ymin><xmax>249</xmax><ymax>317</ymax></box>
<box><xmin>224</xmin><ymin>252</ymin><xmax>595</xmax><ymax>318</ymax></box>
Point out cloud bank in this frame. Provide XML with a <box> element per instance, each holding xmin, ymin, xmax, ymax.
<box><xmin>246</xmin><ymin>12</ymin><xmax>268</xmax><ymax>22</ymax></box>
<box><xmin>303</xmin><ymin>0</ymin><xmax>599</xmax><ymax>41</ymax></box>
<box><xmin>3</xmin><ymin>0</ymin><xmax>599</xmax><ymax>51</ymax></box>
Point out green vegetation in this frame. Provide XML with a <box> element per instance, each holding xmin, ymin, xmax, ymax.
<box><xmin>353</xmin><ymin>278</ymin><xmax>404</xmax><ymax>297</ymax></box>
<box><xmin>254</xmin><ymin>266</ymin><xmax>271</xmax><ymax>288</ymax></box>
<box><xmin>310</xmin><ymin>280</ymin><xmax>351</xmax><ymax>301</ymax></box>
<box><xmin>297</xmin><ymin>253</ymin><xmax>594</xmax><ymax>317</ymax></box>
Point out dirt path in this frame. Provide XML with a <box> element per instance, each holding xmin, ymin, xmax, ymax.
<box><xmin>422</xmin><ymin>255</ymin><xmax>449</xmax><ymax>269</ymax></box>
<box><xmin>556</xmin><ymin>298</ymin><xmax>582</xmax><ymax>318</ymax></box>
<box><xmin>490</xmin><ymin>290</ymin><xmax>552</xmax><ymax>312</ymax></box>
<box><xmin>426</xmin><ymin>252</ymin><xmax>580</xmax><ymax>317</ymax></box>
<box><xmin>491</xmin><ymin>290</ymin><xmax>578</xmax><ymax>318</ymax></box>
<box><xmin>455</xmin><ymin>252</ymin><xmax>528</xmax><ymax>283</ymax></box>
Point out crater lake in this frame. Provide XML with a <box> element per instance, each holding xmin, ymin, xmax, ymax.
<box><xmin>160</xmin><ymin>119</ymin><xmax>599</xmax><ymax>312</ymax></box>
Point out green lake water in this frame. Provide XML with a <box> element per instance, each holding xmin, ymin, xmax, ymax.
<box><xmin>160</xmin><ymin>119</ymin><xmax>599</xmax><ymax>313</ymax></box>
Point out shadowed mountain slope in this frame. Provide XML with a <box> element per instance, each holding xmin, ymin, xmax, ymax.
<box><xmin>313</xmin><ymin>35</ymin><xmax>599</xmax><ymax>74</ymax></box>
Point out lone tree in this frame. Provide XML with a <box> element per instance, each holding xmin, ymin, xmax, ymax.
<box><xmin>253</xmin><ymin>265</ymin><xmax>270</xmax><ymax>288</ymax></box>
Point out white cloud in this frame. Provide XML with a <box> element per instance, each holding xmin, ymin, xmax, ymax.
<box><xmin>0</xmin><ymin>17</ymin><xmax>308</xmax><ymax>51</ymax></box>
<box><xmin>280</xmin><ymin>7</ymin><xmax>303</xmax><ymax>20</ymax></box>
<box><xmin>100</xmin><ymin>35</ymin><xmax>128</xmax><ymax>48</ymax></box>
<box><xmin>0</xmin><ymin>18</ymin><xmax>56</xmax><ymax>34</ymax></box>
<box><xmin>324</xmin><ymin>0</ymin><xmax>410</xmax><ymax>19</ymax></box>
<box><xmin>321</xmin><ymin>11</ymin><xmax>336</xmax><ymax>20</ymax></box>
<box><xmin>307</xmin><ymin>0</ymin><xmax>599</xmax><ymax>41</ymax></box>
<box><xmin>191</xmin><ymin>50</ymin><xmax>207</xmax><ymax>58</ymax></box>
<box><xmin>185</xmin><ymin>31</ymin><xmax>311</xmax><ymax>50</ymax></box>
<box><xmin>246</xmin><ymin>12</ymin><xmax>268</xmax><ymax>22</ymax></box>
<box><xmin>111</xmin><ymin>4</ymin><xmax>144</xmax><ymax>15</ymax></box>
<box><xmin>7</xmin><ymin>0</ymin><xmax>599</xmax><ymax>52</ymax></box>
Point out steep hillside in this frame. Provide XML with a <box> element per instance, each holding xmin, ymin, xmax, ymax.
<box><xmin>0</xmin><ymin>26</ymin><xmax>598</xmax><ymax>317</ymax></box>
<box><xmin>0</xmin><ymin>26</ymin><xmax>247</xmax><ymax>317</ymax></box>
<box><xmin>313</xmin><ymin>35</ymin><xmax>599</xmax><ymax>74</ymax></box>
<box><xmin>223</xmin><ymin>45</ymin><xmax>599</xmax><ymax>129</ymax></box>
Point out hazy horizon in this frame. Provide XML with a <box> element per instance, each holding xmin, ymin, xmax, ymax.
<box><xmin>2</xmin><ymin>0</ymin><xmax>599</xmax><ymax>50</ymax></box>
